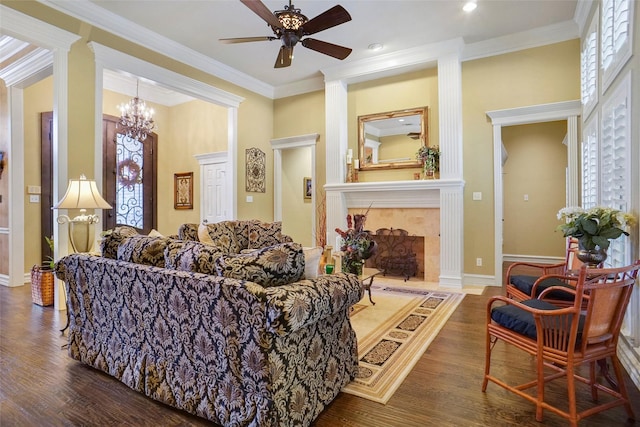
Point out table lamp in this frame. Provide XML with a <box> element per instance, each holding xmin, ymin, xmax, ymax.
<box><xmin>53</xmin><ymin>174</ymin><xmax>112</xmax><ymax>253</ymax></box>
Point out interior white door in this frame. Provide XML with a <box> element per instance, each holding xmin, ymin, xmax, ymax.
<box><xmin>202</xmin><ymin>162</ymin><xmax>228</xmax><ymax>224</ymax></box>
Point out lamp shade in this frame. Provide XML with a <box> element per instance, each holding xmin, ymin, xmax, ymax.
<box><xmin>53</xmin><ymin>174</ymin><xmax>112</xmax><ymax>210</ymax></box>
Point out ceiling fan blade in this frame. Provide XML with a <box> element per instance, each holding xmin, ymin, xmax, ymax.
<box><xmin>301</xmin><ymin>5</ymin><xmax>351</xmax><ymax>36</ymax></box>
<box><xmin>219</xmin><ymin>36</ymin><xmax>276</xmax><ymax>44</ymax></box>
<box><xmin>240</xmin><ymin>0</ymin><xmax>282</xmax><ymax>29</ymax></box>
<box><xmin>274</xmin><ymin>46</ymin><xmax>293</xmax><ymax>68</ymax></box>
<box><xmin>301</xmin><ymin>38</ymin><xmax>352</xmax><ymax>60</ymax></box>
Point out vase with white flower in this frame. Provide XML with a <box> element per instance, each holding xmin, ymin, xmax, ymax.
<box><xmin>335</xmin><ymin>210</ymin><xmax>377</xmax><ymax>275</ymax></box>
<box><xmin>416</xmin><ymin>145</ymin><xmax>440</xmax><ymax>179</ymax></box>
<box><xmin>556</xmin><ymin>206</ymin><xmax>636</xmax><ymax>267</ymax></box>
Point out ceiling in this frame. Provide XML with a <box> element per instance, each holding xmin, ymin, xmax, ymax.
<box><xmin>2</xmin><ymin>0</ymin><xmax>580</xmax><ymax>100</ymax></box>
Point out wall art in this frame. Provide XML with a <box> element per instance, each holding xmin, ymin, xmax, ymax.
<box><xmin>246</xmin><ymin>147</ymin><xmax>266</xmax><ymax>193</ymax></box>
<box><xmin>174</xmin><ymin>172</ymin><xmax>193</xmax><ymax>209</ymax></box>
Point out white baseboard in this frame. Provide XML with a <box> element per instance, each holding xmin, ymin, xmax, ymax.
<box><xmin>463</xmin><ymin>274</ymin><xmax>498</xmax><ymax>287</ymax></box>
<box><xmin>503</xmin><ymin>254</ymin><xmax>564</xmax><ymax>264</ymax></box>
<box><xmin>0</xmin><ymin>274</ymin><xmax>28</xmax><ymax>287</ymax></box>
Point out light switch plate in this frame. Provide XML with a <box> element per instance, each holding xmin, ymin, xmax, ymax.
<box><xmin>472</xmin><ymin>192</ymin><xmax>482</xmax><ymax>201</ymax></box>
<box><xmin>29</xmin><ymin>194</ymin><xmax>40</xmax><ymax>203</ymax></box>
<box><xmin>27</xmin><ymin>185</ymin><xmax>41</xmax><ymax>194</ymax></box>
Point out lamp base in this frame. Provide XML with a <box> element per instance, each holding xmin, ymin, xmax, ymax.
<box><xmin>69</xmin><ymin>220</ymin><xmax>95</xmax><ymax>253</ymax></box>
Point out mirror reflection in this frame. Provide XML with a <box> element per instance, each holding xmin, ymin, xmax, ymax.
<box><xmin>358</xmin><ymin>107</ymin><xmax>428</xmax><ymax>170</ymax></box>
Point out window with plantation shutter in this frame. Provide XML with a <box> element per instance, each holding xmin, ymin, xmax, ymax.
<box><xmin>601</xmin><ymin>0</ymin><xmax>633</xmax><ymax>92</ymax></box>
<box><xmin>581</xmin><ymin>117</ymin><xmax>598</xmax><ymax>209</ymax></box>
<box><xmin>599</xmin><ymin>73</ymin><xmax>630</xmax><ymax>268</ymax></box>
<box><xmin>581</xmin><ymin>13</ymin><xmax>598</xmax><ymax>118</ymax></box>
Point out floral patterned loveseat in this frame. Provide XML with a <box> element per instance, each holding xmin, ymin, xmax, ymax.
<box><xmin>55</xmin><ymin>221</ymin><xmax>362</xmax><ymax>426</ymax></box>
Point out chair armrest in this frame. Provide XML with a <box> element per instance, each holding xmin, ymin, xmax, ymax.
<box><xmin>505</xmin><ymin>261</ymin><xmax>566</xmax><ymax>281</ymax></box>
<box><xmin>487</xmin><ymin>294</ymin><xmax>577</xmax><ymax>324</ymax></box>
<box><xmin>530</xmin><ymin>274</ymin><xmax>580</xmax><ymax>299</ymax></box>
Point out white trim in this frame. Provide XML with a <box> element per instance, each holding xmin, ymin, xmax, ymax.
<box><xmin>503</xmin><ymin>254</ymin><xmax>565</xmax><ymax>264</ymax></box>
<box><xmin>487</xmin><ymin>100</ymin><xmax>581</xmax><ymax>287</ymax></box>
<box><xmin>271</xmin><ymin>134</ymin><xmax>319</xmax><ymax>245</ymax></box>
<box><xmin>462</xmin><ymin>274</ymin><xmax>498</xmax><ymax>287</ymax></box>
<box><xmin>0</xmin><ymin>6</ymin><xmax>79</xmax><ymax>306</ymax></box>
<box><xmin>38</xmin><ymin>0</ymin><xmax>275</xmax><ymax>99</ymax></box>
<box><xmin>0</xmin><ymin>47</ymin><xmax>52</xmax><ymax>88</ymax></box>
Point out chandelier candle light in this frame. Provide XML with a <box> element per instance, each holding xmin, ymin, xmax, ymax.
<box><xmin>53</xmin><ymin>175</ymin><xmax>112</xmax><ymax>253</ymax></box>
<box><xmin>117</xmin><ymin>80</ymin><xmax>155</xmax><ymax>141</ymax></box>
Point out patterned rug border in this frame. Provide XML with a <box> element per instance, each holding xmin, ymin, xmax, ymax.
<box><xmin>343</xmin><ymin>289</ymin><xmax>464</xmax><ymax>404</ymax></box>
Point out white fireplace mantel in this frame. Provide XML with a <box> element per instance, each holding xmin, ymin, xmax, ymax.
<box><xmin>325</xmin><ymin>179</ymin><xmax>463</xmax><ymax>209</ymax></box>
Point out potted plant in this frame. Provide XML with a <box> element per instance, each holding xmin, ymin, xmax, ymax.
<box><xmin>556</xmin><ymin>206</ymin><xmax>635</xmax><ymax>266</ymax></box>
<box><xmin>416</xmin><ymin>145</ymin><xmax>440</xmax><ymax>179</ymax></box>
<box><xmin>335</xmin><ymin>211</ymin><xmax>377</xmax><ymax>275</ymax></box>
<box><xmin>31</xmin><ymin>235</ymin><xmax>55</xmax><ymax>306</ymax></box>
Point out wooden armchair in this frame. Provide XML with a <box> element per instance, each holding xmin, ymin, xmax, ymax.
<box><xmin>506</xmin><ymin>238</ymin><xmax>585</xmax><ymax>306</ymax></box>
<box><xmin>483</xmin><ymin>261</ymin><xmax>640</xmax><ymax>426</ymax></box>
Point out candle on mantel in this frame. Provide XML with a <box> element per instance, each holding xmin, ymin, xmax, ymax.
<box><xmin>354</xmin><ymin>159</ymin><xmax>360</xmax><ymax>169</ymax></box>
<box><xmin>346</xmin><ymin>149</ymin><xmax>353</xmax><ymax>164</ymax></box>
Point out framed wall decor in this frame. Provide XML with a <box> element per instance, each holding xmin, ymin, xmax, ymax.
<box><xmin>246</xmin><ymin>147</ymin><xmax>266</xmax><ymax>193</ymax></box>
<box><xmin>174</xmin><ymin>172</ymin><xmax>193</xmax><ymax>209</ymax></box>
<box><xmin>304</xmin><ymin>177</ymin><xmax>312</xmax><ymax>199</ymax></box>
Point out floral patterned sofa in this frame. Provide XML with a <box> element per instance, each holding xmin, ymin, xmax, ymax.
<box><xmin>55</xmin><ymin>221</ymin><xmax>363</xmax><ymax>427</ymax></box>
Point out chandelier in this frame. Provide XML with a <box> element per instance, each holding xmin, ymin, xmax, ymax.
<box><xmin>117</xmin><ymin>80</ymin><xmax>155</xmax><ymax>141</ymax></box>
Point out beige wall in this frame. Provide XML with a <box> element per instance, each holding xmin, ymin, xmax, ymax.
<box><xmin>281</xmin><ymin>147</ymin><xmax>312</xmax><ymax>246</ymax></box>
<box><xmin>462</xmin><ymin>39</ymin><xmax>580</xmax><ymax>274</ymax></box>
<box><xmin>274</xmin><ymin>90</ymin><xmax>325</xmax><ymax>246</ymax></box>
<box><xmin>23</xmin><ymin>76</ymin><xmax>53</xmax><ymax>269</ymax></box>
<box><xmin>502</xmin><ymin>121</ymin><xmax>568</xmax><ymax>257</ymax></box>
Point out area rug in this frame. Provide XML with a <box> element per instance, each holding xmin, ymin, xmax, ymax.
<box><xmin>342</xmin><ymin>286</ymin><xmax>464</xmax><ymax>404</ymax></box>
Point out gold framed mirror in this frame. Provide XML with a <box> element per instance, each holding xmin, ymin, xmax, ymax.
<box><xmin>358</xmin><ymin>106</ymin><xmax>428</xmax><ymax>171</ymax></box>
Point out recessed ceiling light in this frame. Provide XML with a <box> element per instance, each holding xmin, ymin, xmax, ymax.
<box><xmin>463</xmin><ymin>1</ymin><xmax>477</xmax><ymax>12</ymax></box>
<box><xmin>368</xmin><ymin>43</ymin><xmax>383</xmax><ymax>51</ymax></box>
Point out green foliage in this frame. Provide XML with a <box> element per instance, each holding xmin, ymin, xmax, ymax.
<box><xmin>556</xmin><ymin>206</ymin><xmax>635</xmax><ymax>250</ymax></box>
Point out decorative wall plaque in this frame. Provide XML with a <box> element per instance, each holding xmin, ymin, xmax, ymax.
<box><xmin>174</xmin><ymin>172</ymin><xmax>193</xmax><ymax>209</ymax></box>
<box><xmin>246</xmin><ymin>147</ymin><xmax>266</xmax><ymax>193</ymax></box>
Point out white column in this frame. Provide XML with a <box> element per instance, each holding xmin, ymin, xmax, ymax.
<box><xmin>325</xmin><ymin>80</ymin><xmax>348</xmax><ymax>246</ymax></box>
<box><xmin>437</xmin><ymin>54</ymin><xmax>464</xmax><ymax>287</ymax></box>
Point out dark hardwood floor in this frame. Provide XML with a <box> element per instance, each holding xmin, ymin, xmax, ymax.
<box><xmin>1</xmin><ymin>280</ymin><xmax>638</xmax><ymax>426</ymax></box>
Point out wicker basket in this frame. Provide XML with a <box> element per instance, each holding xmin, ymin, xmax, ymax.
<box><xmin>31</xmin><ymin>264</ymin><xmax>54</xmax><ymax>307</ymax></box>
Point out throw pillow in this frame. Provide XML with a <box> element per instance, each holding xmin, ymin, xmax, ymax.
<box><xmin>100</xmin><ymin>226</ymin><xmax>139</xmax><ymax>259</ymax></box>
<box><xmin>148</xmin><ymin>229</ymin><xmax>163</xmax><ymax>237</ymax></box>
<box><xmin>234</xmin><ymin>219</ymin><xmax>261</xmax><ymax>250</ymax></box>
<box><xmin>203</xmin><ymin>221</ymin><xmax>240</xmax><ymax>254</ymax></box>
<box><xmin>197</xmin><ymin>224</ymin><xmax>216</xmax><ymax>245</ymax></box>
<box><xmin>215</xmin><ymin>242</ymin><xmax>304</xmax><ymax>287</ymax></box>
<box><xmin>177</xmin><ymin>223</ymin><xmax>199</xmax><ymax>241</ymax></box>
<box><xmin>117</xmin><ymin>235</ymin><xmax>172</xmax><ymax>267</ymax></box>
<box><xmin>164</xmin><ymin>240</ymin><xmax>225</xmax><ymax>275</ymax></box>
<box><xmin>303</xmin><ymin>246</ymin><xmax>323</xmax><ymax>279</ymax></box>
<box><xmin>247</xmin><ymin>221</ymin><xmax>293</xmax><ymax>249</ymax></box>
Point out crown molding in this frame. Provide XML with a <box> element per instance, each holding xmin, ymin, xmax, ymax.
<box><xmin>90</xmin><ymin>42</ymin><xmax>244</xmax><ymax>108</ymax></box>
<box><xmin>486</xmin><ymin>100</ymin><xmax>582</xmax><ymax>126</ymax></box>
<box><xmin>0</xmin><ymin>4</ymin><xmax>80</xmax><ymax>50</ymax></box>
<box><xmin>322</xmin><ymin>38</ymin><xmax>463</xmax><ymax>84</ymax></box>
<box><xmin>574</xmin><ymin>0</ymin><xmax>596</xmax><ymax>35</ymax></box>
<box><xmin>273</xmin><ymin>76</ymin><xmax>325</xmax><ymax>99</ymax></box>
<box><xmin>0</xmin><ymin>47</ymin><xmax>52</xmax><ymax>87</ymax></box>
<box><xmin>463</xmin><ymin>20</ymin><xmax>579</xmax><ymax>61</ymax></box>
<box><xmin>37</xmin><ymin>0</ymin><xmax>274</xmax><ymax>99</ymax></box>
<box><xmin>103</xmin><ymin>69</ymin><xmax>195</xmax><ymax>107</ymax></box>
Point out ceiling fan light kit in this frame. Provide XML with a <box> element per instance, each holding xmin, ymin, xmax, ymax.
<box><xmin>221</xmin><ymin>0</ymin><xmax>352</xmax><ymax>68</ymax></box>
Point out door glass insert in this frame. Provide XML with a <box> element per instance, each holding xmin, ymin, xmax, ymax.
<box><xmin>116</xmin><ymin>134</ymin><xmax>144</xmax><ymax>229</ymax></box>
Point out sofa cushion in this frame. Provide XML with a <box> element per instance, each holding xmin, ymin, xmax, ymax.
<box><xmin>304</xmin><ymin>247</ymin><xmax>323</xmax><ymax>279</ymax></box>
<box><xmin>100</xmin><ymin>226</ymin><xmax>139</xmax><ymax>259</ymax></box>
<box><xmin>117</xmin><ymin>235</ymin><xmax>172</xmax><ymax>267</ymax></box>
<box><xmin>201</xmin><ymin>221</ymin><xmax>240</xmax><ymax>254</ymax></box>
<box><xmin>234</xmin><ymin>219</ymin><xmax>261</xmax><ymax>250</ymax></box>
<box><xmin>177</xmin><ymin>223</ymin><xmax>199</xmax><ymax>241</ymax></box>
<box><xmin>215</xmin><ymin>242</ymin><xmax>304</xmax><ymax>287</ymax></box>
<box><xmin>164</xmin><ymin>240</ymin><xmax>225</xmax><ymax>275</ymax></box>
<box><xmin>247</xmin><ymin>221</ymin><xmax>292</xmax><ymax>249</ymax></box>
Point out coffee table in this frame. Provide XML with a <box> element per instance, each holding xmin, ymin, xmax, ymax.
<box><xmin>360</xmin><ymin>267</ymin><xmax>382</xmax><ymax>305</ymax></box>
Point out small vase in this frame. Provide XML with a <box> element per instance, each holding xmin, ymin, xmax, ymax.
<box><xmin>342</xmin><ymin>259</ymin><xmax>363</xmax><ymax>276</ymax></box>
<box><xmin>576</xmin><ymin>248</ymin><xmax>607</xmax><ymax>268</ymax></box>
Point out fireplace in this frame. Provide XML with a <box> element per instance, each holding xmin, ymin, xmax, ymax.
<box><xmin>325</xmin><ymin>180</ymin><xmax>462</xmax><ymax>287</ymax></box>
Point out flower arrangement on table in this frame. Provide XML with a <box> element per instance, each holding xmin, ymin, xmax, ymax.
<box><xmin>416</xmin><ymin>145</ymin><xmax>440</xmax><ymax>177</ymax></box>
<box><xmin>335</xmin><ymin>212</ymin><xmax>376</xmax><ymax>275</ymax></box>
<box><xmin>556</xmin><ymin>206</ymin><xmax>635</xmax><ymax>266</ymax></box>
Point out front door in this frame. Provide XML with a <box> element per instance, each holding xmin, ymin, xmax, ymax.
<box><xmin>102</xmin><ymin>115</ymin><xmax>157</xmax><ymax>233</ymax></box>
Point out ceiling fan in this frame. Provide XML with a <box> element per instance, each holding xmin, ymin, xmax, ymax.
<box><xmin>220</xmin><ymin>0</ymin><xmax>352</xmax><ymax>68</ymax></box>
